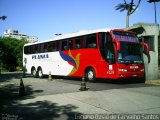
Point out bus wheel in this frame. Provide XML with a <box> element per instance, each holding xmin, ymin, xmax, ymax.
<box><xmin>38</xmin><ymin>68</ymin><xmax>43</xmax><ymax>78</ymax></box>
<box><xmin>31</xmin><ymin>67</ymin><xmax>37</xmax><ymax>78</ymax></box>
<box><xmin>86</xmin><ymin>68</ymin><xmax>96</xmax><ymax>82</ymax></box>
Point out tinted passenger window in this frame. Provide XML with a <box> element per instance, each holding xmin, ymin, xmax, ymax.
<box><xmin>86</xmin><ymin>34</ymin><xmax>97</xmax><ymax>48</ymax></box>
<box><xmin>61</xmin><ymin>40</ymin><xmax>68</xmax><ymax>51</ymax></box>
<box><xmin>68</xmin><ymin>39</ymin><xmax>73</xmax><ymax>50</ymax></box>
<box><xmin>75</xmin><ymin>38</ymin><xmax>81</xmax><ymax>49</ymax></box>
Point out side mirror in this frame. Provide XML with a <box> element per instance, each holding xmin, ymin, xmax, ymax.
<box><xmin>140</xmin><ymin>42</ymin><xmax>150</xmax><ymax>54</ymax></box>
<box><xmin>113</xmin><ymin>39</ymin><xmax>120</xmax><ymax>51</ymax></box>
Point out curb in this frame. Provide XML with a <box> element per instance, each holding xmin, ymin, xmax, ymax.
<box><xmin>145</xmin><ymin>80</ymin><xmax>160</xmax><ymax>85</ymax></box>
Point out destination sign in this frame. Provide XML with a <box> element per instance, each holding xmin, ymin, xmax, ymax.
<box><xmin>113</xmin><ymin>32</ymin><xmax>139</xmax><ymax>43</ymax></box>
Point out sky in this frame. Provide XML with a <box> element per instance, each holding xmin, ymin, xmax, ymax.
<box><xmin>0</xmin><ymin>0</ymin><xmax>160</xmax><ymax>41</ymax></box>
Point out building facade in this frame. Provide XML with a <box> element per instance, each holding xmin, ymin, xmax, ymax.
<box><xmin>4</xmin><ymin>29</ymin><xmax>38</xmax><ymax>43</ymax></box>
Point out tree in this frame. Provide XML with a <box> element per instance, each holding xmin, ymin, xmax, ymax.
<box><xmin>147</xmin><ymin>0</ymin><xmax>160</xmax><ymax>24</ymax></box>
<box><xmin>0</xmin><ymin>16</ymin><xmax>7</xmax><ymax>21</ymax></box>
<box><xmin>0</xmin><ymin>37</ymin><xmax>27</xmax><ymax>71</ymax></box>
<box><xmin>115</xmin><ymin>0</ymin><xmax>141</xmax><ymax>28</ymax></box>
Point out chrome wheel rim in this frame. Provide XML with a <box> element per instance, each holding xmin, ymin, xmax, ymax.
<box><xmin>88</xmin><ymin>71</ymin><xmax>94</xmax><ymax>80</ymax></box>
<box><xmin>39</xmin><ymin>70</ymin><xmax>43</xmax><ymax>77</ymax></box>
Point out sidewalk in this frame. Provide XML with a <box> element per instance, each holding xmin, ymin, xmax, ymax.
<box><xmin>145</xmin><ymin>79</ymin><xmax>160</xmax><ymax>85</ymax></box>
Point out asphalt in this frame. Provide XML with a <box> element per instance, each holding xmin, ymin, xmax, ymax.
<box><xmin>0</xmin><ymin>72</ymin><xmax>160</xmax><ymax>120</ymax></box>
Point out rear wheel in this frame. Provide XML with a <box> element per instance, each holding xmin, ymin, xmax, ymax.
<box><xmin>31</xmin><ymin>67</ymin><xmax>37</xmax><ymax>78</ymax></box>
<box><xmin>38</xmin><ymin>68</ymin><xmax>43</xmax><ymax>78</ymax></box>
<box><xmin>85</xmin><ymin>68</ymin><xmax>96</xmax><ymax>82</ymax></box>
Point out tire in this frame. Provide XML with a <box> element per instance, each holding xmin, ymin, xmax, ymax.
<box><xmin>31</xmin><ymin>67</ymin><xmax>37</xmax><ymax>78</ymax></box>
<box><xmin>85</xmin><ymin>67</ymin><xmax>96</xmax><ymax>82</ymax></box>
<box><xmin>38</xmin><ymin>68</ymin><xmax>43</xmax><ymax>78</ymax></box>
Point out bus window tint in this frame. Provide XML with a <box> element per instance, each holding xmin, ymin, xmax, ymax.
<box><xmin>98</xmin><ymin>33</ymin><xmax>106</xmax><ymax>59</ymax></box>
<box><xmin>98</xmin><ymin>32</ymin><xmax>115</xmax><ymax>63</ymax></box>
<box><xmin>75</xmin><ymin>38</ymin><xmax>81</xmax><ymax>49</ymax></box>
<box><xmin>56</xmin><ymin>41</ymin><xmax>59</xmax><ymax>51</ymax></box>
<box><xmin>61</xmin><ymin>40</ymin><xmax>68</xmax><ymax>51</ymax></box>
<box><xmin>86</xmin><ymin>34</ymin><xmax>97</xmax><ymax>48</ymax></box>
<box><xmin>68</xmin><ymin>39</ymin><xmax>73</xmax><ymax>50</ymax></box>
<box><xmin>24</xmin><ymin>46</ymin><xmax>29</xmax><ymax>54</ymax></box>
<box><xmin>52</xmin><ymin>42</ymin><xmax>56</xmax><ymax>51</ymax></box>
<box><xmin>30</xmin><ymin>45</ymin><xmax>35</xmax><ymax>54</ymax></box>
<box><xmin>43</xmin><ymin>43</ymin><xmax>48</xmax><ymax>52</ymax></box>
<box><xmin>35</xmin><ymin>45</ymin><xmax>38</xmax><ymax>53</ymax></box>
<box><xmin>48</xmin><ymin>42</ymin><xmax>52</xmax><ymax>52</ymax></box>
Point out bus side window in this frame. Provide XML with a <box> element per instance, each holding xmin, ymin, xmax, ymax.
<box><xmin>56</xmin><ymin>41</ymin><xmax>59</xmax><ymax>51</ymax></box>
<box><xmin>52</xmin><ymin>42</ymin><xmax>56</xmax><ymax>52</ymax></box>
<box><xmin>43</xmin><ymin>43</ymin><xmax>48</xmax><ymax>52</ymax></box>
<box><xmin>75</xmin><ymin>37</ymin><xmax>81</xmax><ymax>49</ymax></box>
<box><xmin>48</xmin><ymin>42</ymin><xmax>52</xmax><ymax>52</ymax></box>
<box><xmin>85</xmin><ymin>34</ymin><xmax>97</xmax><ymax>48</ymax></box>
<box><xmin>30</xmin><ymin>45</ymin><xmax>35</xmax><ymax>54</ymax></box>
<box><xmin>61</xmin><ymin>40</ymin><xmax>68</xmax><ymax>51</ymax></box>
<box><xmin>38</xmin><ymin>44</ymin><xmax>41</xmax><ymax>53</ymax></box>
<box><xmin>106</xmin><ymin>33</ymin><xmax>115</xmax><ymax>64</ymax></box>
<box><xmin>68</xmin><ymin>39</ymin><xmax>73</xmax><ymax>50</ymax></box>
<box><xmin>75</xmin><ymin>37</ymin><xmax>83</xmax><ymax>49</ymax></box>
<box><xmin>35</xmin><ymin>45</ymin><xmax>38</xmax><ymax>53</ymax></box>
<box><xmin>28</xmin><ymin>46</ymin><xmax>31</xmax><ymax>54</ymax></box>
<box><xmin>24</xmin><ymin>46</ymin><xmax>29</xmax><ymax>54</ymax></box>
<box><xmin>98</xmin><ymin>33</ymin><xmax>106</xmax><ymax>59</ymax></box>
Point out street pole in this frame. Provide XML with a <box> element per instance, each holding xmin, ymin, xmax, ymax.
<box><xmin>154</xmin><ymin>2</ymin><xmax>157</xmax><ymax>24</ymax></box>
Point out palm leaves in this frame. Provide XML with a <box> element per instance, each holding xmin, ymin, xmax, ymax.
<box><xmin>115</xmin><ymin>0</ymin><xmax>141</xmax><ymax>28</ymax></box>
<box><xmin>0</xmin><ymin>16</ymin><xmax>7</xmax><ymax>21</ymax></box>
<box><xmin>115</xmin><ymin>1</ymin><xmax>136</xmax><ymax>12</ymax></box>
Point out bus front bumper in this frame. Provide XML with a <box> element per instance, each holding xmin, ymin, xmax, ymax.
<box><xmin>117</xmin><ymin>72</ymin><xmax>145</xmax><ymax>79</ymax></box>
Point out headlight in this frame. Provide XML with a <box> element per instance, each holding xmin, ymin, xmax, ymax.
<box><xmin>140</xmin><ymin>69</ymin><xmax>144</xmax><ymax>72</ymax></box>
<box><xmin>119</xmin><ymin>68</ymin><xmax>128</xmax><ymax>72</ymax></box>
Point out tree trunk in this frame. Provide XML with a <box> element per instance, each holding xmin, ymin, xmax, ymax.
<box><xmin>126</xmin><ymin>13</ymin><xmax>129</xmax><ymax>28</ymax></box>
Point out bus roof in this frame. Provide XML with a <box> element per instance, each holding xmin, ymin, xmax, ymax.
<box><xmin>24</xmin><ymin>28</ymin><xmax>115</xmax><ymax>46</ymax></box>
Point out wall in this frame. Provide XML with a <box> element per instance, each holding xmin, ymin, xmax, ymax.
<box><xmin>127</xmin><ymin>23</ymin><xmax>159</xmax><ymax>80</ymax></box>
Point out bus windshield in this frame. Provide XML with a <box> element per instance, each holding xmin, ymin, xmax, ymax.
<box><xmin>117</xmin><ymin>42</ymin><xmax>143</xmax><ymax>64</ymax></box>
<box><xmin>112</xmin><ymin>31</ymin><xmax>143</xmax><ymax>64</ymax></box>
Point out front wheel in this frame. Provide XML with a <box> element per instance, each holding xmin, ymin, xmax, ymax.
<box><xmin>85</xmin><ymin>68</ymin><xmax>96</xmax><ymax>82</ymax></box>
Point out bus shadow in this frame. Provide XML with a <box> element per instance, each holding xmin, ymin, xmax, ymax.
<box><xmin>96</xmin><ymin>78</ymin><xmax>145</xmax><ymax>84</ymax></box>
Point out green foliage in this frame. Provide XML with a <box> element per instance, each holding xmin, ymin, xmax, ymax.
<box><xmin>0</xmin><ymin>37</ymin><xmax>28</xmax><ymax>71</ymax></box>
<box><xmin>115</xmin><ymin>0</ymin><xmax>141</xmax><ymax>28</ymax></box>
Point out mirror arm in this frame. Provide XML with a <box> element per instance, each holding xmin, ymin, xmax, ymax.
<box><xmin>140</xmin><ymin>42</ymin><xmax>150</xmax><ymax>54</ymax></box>
<box><xmin>113</xmin><ymin>39</ymin><xmax>120</xmax><ymax>51</ymax></box>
